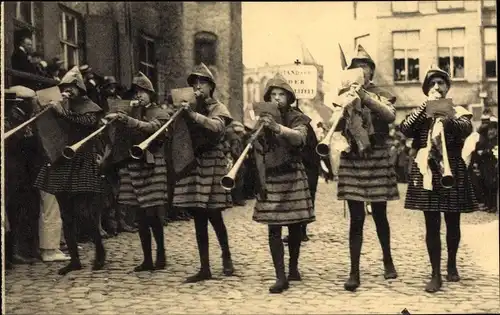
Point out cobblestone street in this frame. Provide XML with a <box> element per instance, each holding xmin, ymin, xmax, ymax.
<box><xmin>4</xmin><ymin>182</ymin><xmax>500</xmax><ymax>314</ymax></box>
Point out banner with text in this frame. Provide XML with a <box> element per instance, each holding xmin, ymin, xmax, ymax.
<box><xmin>277</xmin><ymin>65</ymin><xmax>318</xmax><ymax>99</ymax></box>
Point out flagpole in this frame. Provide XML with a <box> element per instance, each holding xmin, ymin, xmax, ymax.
<box><xmin>294</xmin><ymin>58</ymin><xmax>301</xmax><ymax>108</ymax></box>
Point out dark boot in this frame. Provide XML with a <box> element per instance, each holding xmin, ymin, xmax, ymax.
<box><xmin>209</xmin><ymin>210</ymin><xmax>234</xmax><ymax>276</ymax></box>
<box><xmin>269</xmin><ymin>234</ymin><xmax>289</xmax><ymax>294</ymax></box>
<box><xmin>383</xmin><ymin>257</ymin><xmax>398</xmax><ymax>280</ymax></box>
<box><xmin>151</xmin><ymin>218</ymin><xmax>166</xmax><ymax>270</ymax></box>
<box><xmin>425</xmin><ymin>273</ymin><xmax>443</xmax><ymax>293</ymax></box>
<box><xmin>222</xmin><ymin>253</ymin><xmax>234</xmax><ymax>277</ymax></box>
<box><xmin>92</xmin><ymin>237</ymin><xmax>106</xmax><ymax>271</ymax></box>
<box><xmin>184</xmin><ymin>251</ymin><xmax>212</xmax><ymax>283</ymax></box>
<box><xmin>119</xmin><ymin>221</ymin><xmax>138</xmax><ymax>233</ymax></box>
<box><xmin>134</xmin><ymin>225</ymin><xmax>154</xmax><ymax>272</ymax></box>
<box><xmin>58</xmin><ymin>260</ymin><xmax>83</xmax><ymax>275</ymax></box>
<box><xmin>287</xmin><ymin>228</ymin><xmax>302</xmax><ymax>281</ymax></box>
<box><xmin>185</xmin><ymin>212</ymin><xmax>212</xmax><ymax>283</ymax></box>
<box><xmin>446</xmin><ymin>257</ymin><xmax>460</xmax><ymax>282</ymax></box>
<box><xmin>92</xmin><ymin>245</ymin><xmax>106</xmax><ymax>271</ymax></box>
<box><xmin>301</xmin><ymin>224</ymin><xmax>309</xmax><ymax>242</ymax></box>
<box><xmin>58</xmin><ymin>218</ymin><xmax>82</xmax><ymax>275</ymax></box>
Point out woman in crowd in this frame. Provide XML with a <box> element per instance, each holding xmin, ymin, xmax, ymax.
<box><xmin>400</xmin><ymin>65</ymin><xmax>478</xmax><ymax>293</ymax></box>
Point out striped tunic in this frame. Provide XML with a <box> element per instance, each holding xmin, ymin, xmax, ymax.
<box><xmin>400</xmin><ymin>102</ymin><xmax>478</xmax><ymax>212</ymax></box>
<box><xmin>172</xmin><ymin>101</ymin><xmax>233</xmax><ymax>210</ymax></box>
<box><xmin>253</xmin><ymin>119</ymin><xmax>315</xmax><ymax>226</ymax></box>
<box><xmin>337</xmin><ymin>86</ymin><xmax>399</xmax><ymax>202</ymax></box>
<box><xmin>34</xmin><ymin>110</ymin><xmax>105</xmax><ymax>194</ymax></box>
<box><xmin>117</xmin><ymin>120</ymin><xmax>168</xmax><ymax>211</ymax></box>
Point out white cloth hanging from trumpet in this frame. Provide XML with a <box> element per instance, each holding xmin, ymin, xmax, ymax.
<box><xmin>414</xmin><ymin>105</ymin><xmax>473</xmax><ymax>191</ymax></box>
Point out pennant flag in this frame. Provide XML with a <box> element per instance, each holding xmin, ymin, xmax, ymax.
<box><xmin>339</xmin><ymin>43</ymin><xmax>348</xmax><ymax>70</ymax></box>
<box><xmin>299</xmin><ymin>37</ymin><xmax>317</xmax><ymax>65</ymax></box>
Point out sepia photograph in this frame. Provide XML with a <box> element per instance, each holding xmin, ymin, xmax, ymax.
<box><xmin>1</xmin><ymin>1</ymin><xmax>498</xmax><ymax>314</ymax></box>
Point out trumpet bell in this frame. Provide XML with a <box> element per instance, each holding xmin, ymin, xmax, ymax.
<box><xmin>316</xmin><ymin>142</ymin><xmax>330</xmax><ymax>157</ymax></box>
<box><xmin>441</xmin><ymin>175</ymin><xmax>454</xmax><ymax>189</ymax></box>
<box><xmin>130</xmin><ymin>145</ymin><xmax>144</xmax><ymax>160</ymax></box>
<box><xmin>62</xmin><ymin>146</ymin><xmax>77</xmax><ymax>160</ymax></box>
<box><xmin>220</xmin><ymin>176</ymin><xmax>235</xmax><ymax>191</ymax></box>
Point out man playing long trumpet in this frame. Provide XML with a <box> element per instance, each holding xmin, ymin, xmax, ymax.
<box><xmin>399</xmin><ymin>65</ymin><xmax>478</xmax><ymax>293</ymax></box>
<box><xmin>33</xmin><ymin>66</ymin><xmax>106</xmax><ymax>275</ymax></box>
<box><xmin>172</xmin><ymin>63</ymin><xmax>235</xmax><ymax>283</ymax></box>
<box><xmin>251</xmin><ymin>73</ymin><xmax>315</xmax><ymax>294</ymax></box>
<box><xmin>102</xmin><ymin>72</ymin><xmax>170</xmax><ymax>272</ymax></box>
<box><xmin>4</xmin><ymin>86</ymin><xmax>43</xmax><ymax>267</ymax></box>
<box><xmin>334</xmin><ymin>45</ymin><xmax>399</xmax><ymax>292</ymax></box>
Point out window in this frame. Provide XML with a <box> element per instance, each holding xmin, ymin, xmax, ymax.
<box><xmin>138</xmin><ymin>34</ymin><xmax>157</xmax><ymax>89</ymax></box>
<box><xmin>392</xmin><ymin>1</ymin><xmax>419</xmax><ymax>13</ymax></box>
<box><xmin>437</xmin><ymin>28</ymin><xmax>465</xmax><ymax>79</ymax></box>
<box><xmin>259</xmin><ymin>77</ymin><xmax>268</xmax><ymax>99</ymax></box>
<box><xmin>436</xmin><ymin>1</ymin><xmax>464</xmax><ymax>10</ymax></box>
<box><xmin>15</xmin><ymin>2</ymin><xmax>36</xmax><ymax>47</ymax></box>
<box><xmin>393</xmin><ymin>31</ymin><xmax>420</xmax><ymax>82</ymax></box>
<box><xmin>484</xmin><ymin>27</ymin><xmax>497</xmax><ymax>79</ymax></box>
<box><xmin>16</xmin><ymin>1</ymin><xmax>34</xmax><ymax>24</ymax></box>
<box><xmin>245</xmin><ymin>78</ymin><xmax>254</xmax><ymax>105</ymax></box>
<box><xmin>483</xmin><ymin>0</ymin><xmax>496</xmax><ymax>9</ymax></box>
<box><xmin>60</xmin><ymin>10</ymin><xmax>81</xmax><ymax>70</ymax></box>
<box><xmin>194</xmin><ymin>32</ymin><xmax>217</xmax><ymax>66</ymax></box>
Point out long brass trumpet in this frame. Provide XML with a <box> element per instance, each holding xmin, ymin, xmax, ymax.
<box><xmin>3</xmin><ymin>105</ymin><xmax>52</xmax><ymax>140</ymax></box>
<box><xmin>129</xmin><ymin>107</ymin><xmax>184</xmax><ymax>160</ymax></box>
<box><xmin>221</xmin><ymin>124</ymin><xmax>264</xmax><ymax>190</ymax></box>
<box><xmin>316</xmin><ymin>106</ymin><xmax>344</xmax><ymax>157</ymax></box>
<box><xmin>63</xmin><ymin>117</ymin><xmax>118</xmax><ymax>159</ymax></box>
<box><xmin>438</xmin><ymin>118</ymin><xmax>455</xmax><ymax>188</ymax></box>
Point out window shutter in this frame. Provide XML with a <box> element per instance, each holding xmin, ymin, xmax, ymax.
<box><xmin>84</xmin><ymin>15</ymin><xmax>116</xmax><ymax>76</ymax></box>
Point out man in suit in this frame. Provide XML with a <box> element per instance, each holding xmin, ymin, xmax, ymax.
<box><xmin>11</xmin><ymin>30</ymin><xmax>37</xmax><ymax>88</ymax></box>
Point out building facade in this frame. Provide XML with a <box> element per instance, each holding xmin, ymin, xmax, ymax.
<box><xmin>243</xmin><ymin>63</ymin><xmax>332</xmax><ymax>133</ymax></box>
<box><xmin>3</xmin><ymin>1</ymin><xmax>244</xmax><ymax>121</ymax></box>
<box><xmin>350</xmin><ymin>0</ymin><xmax>497</xmax><ymax>125</ymax></box>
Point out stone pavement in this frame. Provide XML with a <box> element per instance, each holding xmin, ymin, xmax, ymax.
<box><xmin>4</xmin><ymin>182</ymin><xmax>500</xmax><ymax>314</ymax></box>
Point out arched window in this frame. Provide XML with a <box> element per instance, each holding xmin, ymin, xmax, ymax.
<box><xmin>253</xmin><ymin>81</ymin><xmax>260</xmax><ymax>103</ymax></box>
<box><xmin>194</xmin><ymin>31</ymin><xmax>217</xmax><ymax>66</ymax></box>
<box><xmin>245</xmin><ymin>77</ymin><xmax>254</xmax><ymax>106</ymax></box>
<box><xmin>259</xmin><ymin>77</ymin><xmax>268</xmax><ymax>99</ymax></box>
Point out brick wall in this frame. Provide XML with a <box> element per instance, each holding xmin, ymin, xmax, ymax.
<box><xmin>181</xmin><ymin>2</ymin><xmax>243</xmax><ymax>121</ymax></box>
<box><xmin>3</xmin><ymin>1</ymin><xmax>243</xmax><ymax>116</ymax></box>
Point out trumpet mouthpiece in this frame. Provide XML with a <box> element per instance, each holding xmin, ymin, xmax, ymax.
<box><xmin>220</xmin><ymin>176</ymin><xmax>235</xmax><ymax>191</ymax></box>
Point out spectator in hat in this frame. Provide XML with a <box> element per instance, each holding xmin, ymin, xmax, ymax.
<box><xmin>100</xmin><ymin>76</ymin><xmax>121</xmax><ymax>113</ymax></box>
<box><xmin>471</xmin><ymin>115</ymin><xmax>498</xmax><ymax>212</ymax></box>
<box><xmin>79</xmin><ymin>64</ymin><xmax>102</xmax><ymax>106</ymax></box>
<box><xmin>47</xmin><ymin>57</ymin><xmax>65</xmax><ymax>82</ymax></box>
<box><xmin>30</xmin><ymin>52</ymin><xmax>48</xmax><ymax>77</ymax></box>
